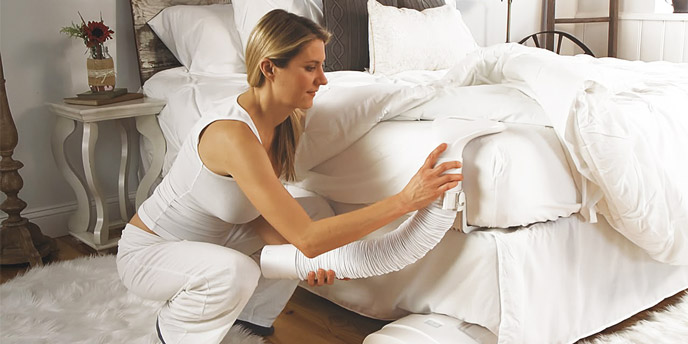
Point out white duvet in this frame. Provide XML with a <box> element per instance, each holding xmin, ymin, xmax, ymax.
<box><xmin>296</xmin><ymin>43</ymin><xmax>688</xmax><ymax>265</ymax></box>
<box><xmin>443</xmin><ymin>44</ymin><xmax>688</xmax><ymax>265</ymax></box>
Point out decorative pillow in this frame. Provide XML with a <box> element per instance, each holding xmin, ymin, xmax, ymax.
<box><xmin>322</xmin><ymin>0</ymin><xmax>446</xmax><ymax>72</ymax></box>
<box><xmin>232</xmin><ymin>0</ymin><xmax>324</xmax><ymax>53</ymax></box>
<box><xmin>147</xmin><ymin>4</ymin><xmax>245</xmax><ymax>75</ymax></box>
<box><xmin>367</xmin><ymin>0</ymin><xmax>478</xmax><ymax>75</ymax></box>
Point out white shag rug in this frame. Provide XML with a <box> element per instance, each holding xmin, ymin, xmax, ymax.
<box><xmin>1</xmin><ymin>256</ymin><xmax>687</xmax><ymax>344</ymax></box>
<box><xmin>0</xmin><ymin>255</ymin><xmax>265</xmax><ymax>344</ymax></box>
<box><xmin>579</xmin><ymin>292</ymin><xmax>688</xmax><ymax>344</ymax></box>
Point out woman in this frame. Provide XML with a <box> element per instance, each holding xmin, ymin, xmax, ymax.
<box><xmin>116</xmin><ymin>9</ymin><xmax>462</xmax><ymax>344</ymax></box>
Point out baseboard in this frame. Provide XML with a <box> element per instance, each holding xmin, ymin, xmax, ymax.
<box><xmin>0</xmin><ymin>192</ymin><xmax>137</xmax><ymax>238</ymax></box>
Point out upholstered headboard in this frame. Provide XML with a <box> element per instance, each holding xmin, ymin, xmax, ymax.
<box><xmin>129</xmin><ymin>0</ymin><xmax>488</xmax><ymax>83</ymax></box>
<box><xmin>128</xmin><ymin>0</ymin><xmax>229</xmax><ymax>84</ymax></box>
<box><xmin>322</xmin><ymin>0</ymin><xmax>446</xmax><ymax>72</ymax></box>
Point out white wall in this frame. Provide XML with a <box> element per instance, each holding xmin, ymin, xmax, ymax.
<box><xmin>457</xmin><ymin>0</ymin><xmax>543</xmax><ymax>46</ymax></box>
<box><xmin>0</xmin><ymin>0</ymin><xmax>141</xmax><ymax>237</ymax></box>
<box><xmin>508</xmin><ymin>0</ymin><xmax>545</xmax><ymax>44</ymax></box>
<box><xmin>553</xmin><ymin>0</ymin><xmax>678</xmax><ymax>58</ymax></box>
<box><xmin>570</xmin><ymin>0</ymin><xmax>666</xmax><ymax>16</ymax></box>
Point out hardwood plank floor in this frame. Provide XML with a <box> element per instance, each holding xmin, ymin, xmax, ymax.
<box><xmin>1</xmin><ymin>235</ymin><xmax>685</xmax><ymax>343</ymax></box>
<box><xmin>271</xmin><ymin>288</ymin><xmax>388</xmax><ymax>344</ymax></box>
<box><xmin>0</xmin><ymin>235</ymin><xmax>97</xmax><ymax>284</ymax></box>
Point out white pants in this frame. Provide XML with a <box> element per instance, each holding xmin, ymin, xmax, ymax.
<box><xmin>116</xmin><ymin>193</ymin><xmax>332</xmax><ymax>344</ymax></box>
<box><xmin>116</xmin><ymin>225</ymin><xmax>298</xmax><ymax>344</ymax></box>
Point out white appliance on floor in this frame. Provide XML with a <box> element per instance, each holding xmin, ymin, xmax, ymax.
<box><xmin>363</xmin><ymin>313</ymin><xmax>496</xmax><ymax>344</ymax></box>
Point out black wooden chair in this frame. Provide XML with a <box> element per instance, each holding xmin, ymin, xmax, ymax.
<box><xmin>518</xmin><ymin>30</ymin><xmax>595</xmax><ymax>57</ymax></box>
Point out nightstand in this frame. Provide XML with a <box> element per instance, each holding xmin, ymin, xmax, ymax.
<box><xmin>47</xmin><ymin>97</ymin><xmax>166</xmax><ymax>251</ymax></box>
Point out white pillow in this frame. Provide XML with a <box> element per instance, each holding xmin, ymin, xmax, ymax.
<box><xmin>367</xmin><ymin>0</ymin><xmax>478</xmax><ymax>75</ymax></box>
<box><xmin>232</xmin><ymin>0</ymin><xmax>324</xmax><ymax>52</ymax></box>
<box><xmin>148</xmin><ymin>4</ymin><xmax>245</xmax><ymax>75</ymax></box>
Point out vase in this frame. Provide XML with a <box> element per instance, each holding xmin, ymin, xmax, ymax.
<box><xmin>86</xmin><ymin>44</ymin><xmax>116</xmax><ymax>93</ymax></box>
<box><xmin>673</xmin><ymin>0</ymin><xmax>688</xmax><ymax>13</ymax></box>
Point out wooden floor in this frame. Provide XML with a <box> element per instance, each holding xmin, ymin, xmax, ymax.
<box><xmin>1</xmin><ymin>235</ymin><xmax>685</xmax><ymax>344</ymax></box>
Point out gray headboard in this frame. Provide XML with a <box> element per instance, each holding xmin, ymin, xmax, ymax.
<box><xmin>128</xmin><ymin>0</ymin><xmax>229</xmax><ymax>84</ymax></box>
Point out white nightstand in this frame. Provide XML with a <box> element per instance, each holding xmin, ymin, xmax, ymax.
<box><xmin>48</xmin><ymin>97</ymin><xmax>166</xmax><ymax>251</ymax></box>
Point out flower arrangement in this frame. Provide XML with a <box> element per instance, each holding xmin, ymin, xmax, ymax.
<box><xmin>60</xmin><ymin>13</ymin><xmax>114</xmax><ymax>59</ymax></box>
<box><xmin>61</xmin><ymin>12</ymin><xmax>117</xmax><ymax>93</ymax></box>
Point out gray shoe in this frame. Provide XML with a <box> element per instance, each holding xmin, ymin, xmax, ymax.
<box><xmin>234</xmin><ymin>319</ymin><xmax>275</xmax><ymax>336</ymax></box>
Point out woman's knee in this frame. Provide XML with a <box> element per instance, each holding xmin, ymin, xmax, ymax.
<box><xmin>230</xmin><ymin>253</ymin><xmax>261</xmax><ymax>294</ymax></box>
<box><xmin>206</xmin><ymin>253</ymin><xmax>261</xmax><ymax>301</ymax></box>
<box><xmin>187</xmin><ymin>254</ymin><xmax>259</xmax><ymax>319</ymax></box>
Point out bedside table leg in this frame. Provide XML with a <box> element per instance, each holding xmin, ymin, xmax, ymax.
<box><xmin>52</xmin><ymin>117</ymin><xmax>90</xmax><ymax>234</ymax></box>
<box><xmin>82</xmin><ymin>122</ymin><xmax>109</xmax><ymax>246</ymax></box>
<box><xmin>117</xmin><ymin>119</ymin><xmax>134</xmax><ymax>222</ymax></box>
<box><xmin>135</xmin><ymin>115</ymin><xmax>165</xmax><ymax>209</ymax></box>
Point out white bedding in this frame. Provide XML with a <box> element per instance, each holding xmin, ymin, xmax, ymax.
<box><xmin>435</xmin><ymin>43</ymin><xmax>688</xmax><ymax>264</ymax></box>
<box><xmin>290</xmin><ymin>43</ymin><xmax>688</xmax><ymax>264</ymax></box>
<box><xmin>140</xmin><ymin>42</ymin><xmax>688</xmax><ymax>343</ymax></box>
<box><xmin>143</xmin><ymin>63</ymin><xmax>579</xmax><ymax>229</ymax></box>
<box><xmin>300</xmin><ymin>120</ymin><xmax>581</xmax><ymax>228</ymax></box>
<box><xmin>301</xmin><ymin>206</ymin><xmax>688</xmax><ymax>344</ymax></box>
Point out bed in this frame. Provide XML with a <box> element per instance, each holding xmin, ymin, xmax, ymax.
<box><xmin>129</xmin><ymin>0</ymin><xmax>688</xmax><ymax>343</ymax></box>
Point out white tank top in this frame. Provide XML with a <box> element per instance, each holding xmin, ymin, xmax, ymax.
<box><xmin>138</xmin><ymin>95</ymin><xmax>263</xmax><ymax>245</ymax></box>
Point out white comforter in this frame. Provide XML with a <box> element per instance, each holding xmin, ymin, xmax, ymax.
<box><xmin>446</xmin><ymin>43</ymin><xmax>688</xmax><ymax>265</ymax></box>
<box><xmin>298</xmin><ymin>43</ymin><xmax>688</xmax><ymax>265</ymax></box>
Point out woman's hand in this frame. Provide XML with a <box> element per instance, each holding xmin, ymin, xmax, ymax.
<box><xmin>307</xmin><ymin>269</ymin><xmax>348</xmax><ymax>286</ymax></box>
<box><xmin>399</xmin><ymin>143</ymin><xmax>463</xmax><ymax>212</ymax></box>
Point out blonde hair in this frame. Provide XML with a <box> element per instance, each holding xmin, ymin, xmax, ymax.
<box><xmin>245</xmin><ymin>9</ymin><xmax>330</xmax><ymax>182</ymax></box>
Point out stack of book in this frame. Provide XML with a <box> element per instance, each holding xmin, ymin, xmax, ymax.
<box><xmin>63</xmin><ymin>88</ymin><xmax>143</xmax><ymax>106</ymax></box>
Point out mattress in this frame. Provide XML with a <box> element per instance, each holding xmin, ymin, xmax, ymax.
<box><xmin>298</xmin><ymin>119</ymin><xmax>581</xmax><ymax>228</ymax></box>
<box><xmin>300</xmin><ymin>204</ymin><xmax>688</xmax><ymax>344</ymax></box>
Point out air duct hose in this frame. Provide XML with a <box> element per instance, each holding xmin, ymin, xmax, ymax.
<box><xmin>261</xmin><ymin>119</ymin><xmax>506</xmax><ymax>280</ymax></box>
<box><xmin>261</xmin><ymin>199</ymin><xmax>455</xmax><ymax>280</ymax></box>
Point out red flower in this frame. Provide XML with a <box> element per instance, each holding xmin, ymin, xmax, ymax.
<box><xmin>83</xmin><ymin>21</ymin><xmax>114</xmax><ymax>47</ymax></box>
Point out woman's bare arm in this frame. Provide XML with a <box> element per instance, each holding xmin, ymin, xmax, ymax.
<box><xmin>200</xmin><ymin>120</ymin><xmax>461</xmax><ymax>258</ymax></box>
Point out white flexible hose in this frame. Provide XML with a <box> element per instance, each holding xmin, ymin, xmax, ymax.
<box><xmin>261</xmin><ymin>199</ymin><xmax>455</xmax><ymax>280</ymax></box>
<box><xmin>261</xmin><ymin>119</ymin><xmax>505</xmax><ymax>280</ymax></box>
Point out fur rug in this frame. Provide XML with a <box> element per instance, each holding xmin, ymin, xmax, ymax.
<box><xmin>0</xmin><ymin>255</ymin><xmax>264</xmax><ymax>344</ymax></box>
<box><xmin>580</xmin><ymin>292</ymin><xmax>688</xmax><ymax>344</ymax></box>
<box><xmin>1</xmin><ymin>256</ymin><xmax>687</xmax><ymax>344</ymax></box>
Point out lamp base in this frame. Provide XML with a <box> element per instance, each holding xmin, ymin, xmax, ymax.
<box><xmin>1</xmin><ymin>219</ymin><xmax>56</xmax><ymax>266</ymax></box>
